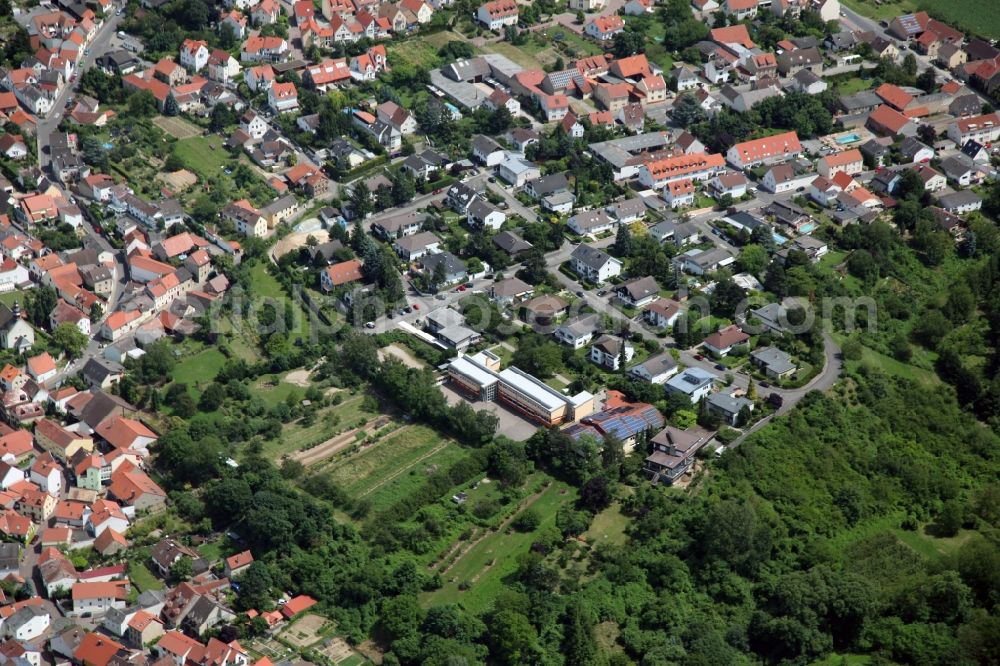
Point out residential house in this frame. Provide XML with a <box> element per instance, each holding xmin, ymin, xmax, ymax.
<box><xmin>750</xmin><ymin>346</ymin><xmax>796</xmax><ymax>379</ymax></box>
<box><xmin>665</xmin><ymin>367</ymin><xmax>717</xmax><ymax>403</ymax></box>
<box><xmin>589</xmin><ymin>335</ymin><xmax>634</xmax><ymax>370</ymax></box>
<box><xmin>570</xmin><ymin>244</ymin><xmax>622</xmax><ymax>283</ymax></box>
<box><xmin>702</xmin><ymin>324</ymin><xmax>750</xmax><ymax>356</ymax></box>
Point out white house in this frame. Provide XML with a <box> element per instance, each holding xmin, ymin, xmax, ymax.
<box><xmin>554</xmin><ymin>315</ymin><xmax>601</xmax><ymax>349</ymax></box>
<box><xmin>497</xmin><ymin>153</ymin><xmax>541</xmax><ymax>187</ymax></box>
<box><xmin>590</xmin><ymin>335</ymin><xmax>634</xmax><ymax>370</ymax></box>
<box><xmin>476</xmin><ymin>0</ymin><xmax>518</xmax><ymax>30</ymax></box>
<box><xmin>570</xmin><ymin>244</ymin><xmax>622</xmax><ymax>283</ymax></box>
<box><xmin>627</xmin><ymin>353</ymin><xmax>678</xmax><ymax>384</ymax></box>
<box><xmin>3</xmin><ymin>606</ymin><xmax>50</xmax><ymax>642</ymax></box>
<box><xmin>179</xmin><ymin>39</ymin><xmax>209</xmax><ymax>72</ymax></box>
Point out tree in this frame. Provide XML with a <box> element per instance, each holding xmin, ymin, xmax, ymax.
<box><xmin>127</xmin><ymin>89</ymin><xmax>157</xmax><ymax>118</ymax></box>
<box><xmin>579</xmin><ymin>475</ymin><xmax>612</xmax><ymax>512</ymax></box>
<box><xmin>170</xmin><ymin>556</ymin><xmax>194</xmax><ymax>582</ymax></box>
<box><xmin>487</xmin><ymin>610</ymin><xmax>539</xmax><ymax>664</ymax></box>
<box><xmin>516</xmin><ymin>248</ymin><xmax>548</xmax><ymax>284</ymax></box>
<box><xmin>52</xmin><ymin>322</ymin><xmax>88</xmax><ymax>359</ymax></box>
<box><xmin>612</xmin><ymin>29</ymin><xmax>644</xmax><ymax>58</ymax></box>
<box><xmin>672</xmin><ymin>92</ymin><xmax>707</xmax><ymax>125</ymax></box>
<box><xmin>738</xmin><ymin>244</ymin><xmax>769</xmax><ymax>275</ymax></box>
<box><xmin>613</xmin><ymin>222</ymin><xmax>633</xmax><ymax>256</ymax></box>
<box><xmin>562</xmin><ymin>604</ymin><xmax>598</xmax><ymax>666</ymax></box>
<box><xmin>198</xmin><ymin>383</ymin><xmax>226</xmax><ymax>412</ymax></box>
<box><xmin>163</xmin><ymin>93</ymin><xmax>180</xmax><ymax>116</ymax></box>
<box><xmin>26</xmin><ymin>286</ymin><xmax>57</xmax><ymax>328</ymax></box>
<box><xmin>89</xmin><ymin>302</ymin><xmax>103</xmax><ymax>321</ymax></box>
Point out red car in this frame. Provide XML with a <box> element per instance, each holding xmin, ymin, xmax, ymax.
<box><xmin>694</xmin><ymin>354</ymin><xmax>704</xmax><ymax>360</ymax></box>
<box><xmin>412</xmin><ymin>303</ymin><xmax>419</xmax><ymax>310</ymax></box>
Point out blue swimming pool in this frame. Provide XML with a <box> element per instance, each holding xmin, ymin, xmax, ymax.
<box><xmin>102</xmin><ymin>142</ymin><xmax>114</xmax><ymax>150</ymax></box>
<box><xmin>772</xmin><ymin>233</ymin><xmax>788</xmax><ymax>245</ymax></box>
<box><xmin>835</xmin><ymin>133</ymin><xmax>861</xmax><ymax>144</ymax></box>
<box><xmin>799</xmin><ymin>222</ymin><xmax>817</xmax><ymax>234</ymax></box>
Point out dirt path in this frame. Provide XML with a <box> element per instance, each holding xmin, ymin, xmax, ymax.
<box><xmin>272</xmin><ymin>228</ymin><xmax>330</xmax><ymax>259</ymax></box>
<box><xmin>358</xmin><ymin>439</ymin><xmax>450</xmax><ymax>498</ymax></box>
<box><xmin>292</xmin><ymin>418</ymin><xmax>381</xmax><ymax>466</ymax></box>
<box><xmin>378</xmin><ymin>343</ymin><xmax>424</xmax><ymax>369</ymax></box>
<box><xmin>429</xmin><ymin>528</ymin><xmax>478</xmax><ymax>572</ymax></box>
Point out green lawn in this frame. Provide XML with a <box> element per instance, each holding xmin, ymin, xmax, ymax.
<box><xmin>583</xmin><ymin>502</ymin><xmax>629</xmax><ymax>547</ymax></box>
<box><xmin>422</xmin><ymin>480</ymin><xmax>577</xmax><ymax>613</ymax></box>
<box><xmin>197</xmin><ymin>539</ymin><xmax>228</xmax><ymax>563</ymax></box>
<box><xmin>172</xmin><ymin>346</ymin><xmax>228</xmax><ymax>386</ymax></box>
<box><xmin>249</xmin><ymin>263</ymin><xmax>286</xmax><ymax>299</ymax></box>
<box><xmin>0</xmin><ymin>290</ymin><xmax>30</xmax><ymax>309</ymax></box>
<box><xmin>172</xmin><ymin>135</ymin><xmax>232</xmax><ymax>180</ymax></box>
<box><xmin>387</xmin><ymin>39</ymin><xmax>442</xmax><ymax>70</ymax></box>
<box><xmin>836</xmin><ymin>334</ymin><xmax>940</xmax><ymax>385</ymax></box>
<box><xmin>835</xmin><ymin>77</ymin><xmax>873</xmax><ymax>96</ymax></box>
<box><xmin>129</xmin><ymin>562</ymin><xmax>165</xmax><ymax>592</ymax></box>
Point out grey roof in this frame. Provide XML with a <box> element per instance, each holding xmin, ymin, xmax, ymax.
<box><xmin>82</xmin><ymin>358</ymin><xmax>123</xmax><ymax>385</ymax></box>
<box><xmin>682</xmin><ymin>247</ymin><xmax>733</xmax><ymax>269</ymax></box>
<box><xmin>261</xmin><ymin>194</ymin><xmax>298</xmax><ymax>216</ymax></box>
<box><xmin>526</xmin><ymin>172</ymin><xmax>569</xmax><ymax>196</ymax></box>
<box><xmin>898</xmin><ymin>136</ymin><xmax>932</xmax><ymax>159</ymax></box>
<box><xmin>393</xmin><ymin>231</ymin><xmax>440</xmax><ymax>252</ymax></box>
<box><xmin>569</xmin><ymin>209</ymin><xmax>613</xmax><ymax>232</ymax></box>
<box><xmin>937</xmin><ymin>190</ymin><xmax>982</xmax><ymax>209</ymax></box>
<box><xmin>571</xmin><ymin>244</ymin><xmax>615</xmax><ymax>270</ymax></box>
<box><xmin>617</xmin><ymin>276</ymin><xmax>659</xmax><ymax>301</ymax></box>
<box><xmin>441</xmin><ymin>57</ymin><xmax>491</xmax><ymax>82</ymax></box>
<box><xmin>468</xmin><ymin>198</ymin><xmax>501</xmax><ymax>222</ymax></box>
<box><xmin>421</xmin><ymin>251</ymin><xmax>467</xmax><ymax>277</ymax></box>
<box><xmin>629</xmin><ymin>353</ymin><xmax>677</xmax><ymax>377</ymax></box>
<box><xmin>751</xmin><ymin>346</ymin><xmax>796</xmax><ymax>374</ymax></box>
<box><xmin>939</xmin><ymin>154</ymin><xmax>975</xmax><ymax>179</ymax></box>
<box><xmin>840</xmin><ymin>91</ymin><xmax>882</xmax><ymax>112</ymax></box>
<box><xmin>558</xmin><ymin>314</ymin><xmax>601</xmax><ymax>338</ymax></box>
<box><xmin>493</xmin><ymin>230</ymin><xmax>532</xmax><ymax>254</ymax></box>
<box><xmin>471</xmin><ymin>134</ymin><xmax>503</xmax><ymax>155</ymax></box>
<box><xmin>491</xmin><ymin>277</ymin><xmax>533</xmax><ymax>298</ymax></box>
<box><xmin>706</xmin><ymin>392</ymin><xmax>753</xmax><ymax>415</ymax></box>
<box><xmin>607</xmin><ymin>197</ymin><xmax>647</xmax><ymax>220</ymax></box>
<box><xmin>793</xmin><ymin>68</ymin><xmax>822</xmax><ymax>86</ymax></box>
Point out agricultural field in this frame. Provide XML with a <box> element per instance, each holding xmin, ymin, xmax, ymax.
<box><xmin>268</xmin><ymin>393</ymin><xmax>382</xmax><ymax>460</ymax></box>
<box><xmin>153</xmin><ymin>115</ymin><xmax>202</xmax><ymax>139</ymax></box>
<box><xmin>422</xmin><ymin>478</ymin><xmax>578</xmax><ymax>613</ymax></box>
<box><xmin>843</xmin><ymin>0</ymin><xmax>1000</xmax><ymax>38</ymax></box>
<box><xmin>322</xmin><ymin>425</ymin><xmax>466</xmax><ymax>511</ymax></box>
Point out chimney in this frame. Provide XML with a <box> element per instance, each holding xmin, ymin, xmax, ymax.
<box><xmin>12</xmin><ymin>300</ymin><xmax>20</xmax><ymax>317</ymax></box>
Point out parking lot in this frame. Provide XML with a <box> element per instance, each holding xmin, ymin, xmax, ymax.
<box><xmin>440</xmin><ymin>384</ymin><xmax>539</xmax><ymax>441</ymax></box>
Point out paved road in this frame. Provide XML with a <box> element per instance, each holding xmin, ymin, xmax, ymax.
<box><xmin>726</xmin><ymin>331</ymin><xmax>842</xmax><ymax>448</ymax></box>
<box><xmin>37</xmin><ymin>11</ymin><xmax>125</xmax><ymax>167</ymax></box>
<box><xmin>839</xmin><ymin>6</ymin><xmax>992</xmax><ymax>105</ymax></box>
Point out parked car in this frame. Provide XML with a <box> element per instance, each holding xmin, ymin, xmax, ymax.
<box><xmin>759</xmin><ymin>381</ymin><xmax>770</xmax><ymax>388</ymax></box>
<box><xmin>576</xmin><ymin>290</ymin><xmax>585</xmax><ymax>297</ymax></box>
<box><xmin>714</xmin><ymin>363</ymin><xmax>725</xmax><ymax>371</ymax></box>
<box><xmin>365</xmin><ymin>321</ymin><xmax>375</xmax><ymax>329</ymax></box>
<box><xmin>694</xmin><ymin>354</ymin><xmax>704</xmax><ymax>360</ymax></box>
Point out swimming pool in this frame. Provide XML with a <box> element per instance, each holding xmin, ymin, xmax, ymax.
<box><xmin>835</xmin><ymin>133</ymin><xmax>861</xmax><ymax>144</ymax></box>
<box><xmin>102</xmin><ymin>142</ymin><xmax>114</xmax><ymax>150</ymax></box>
<box><xmin>799</xmin><ymin>222</ymin><xmax>817</xmax><ymax>234</ymax></box>
<box><xmin>772</xmin><ymin>233</ymin><xmax>788</xmax><ymax>245</ymax></box>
